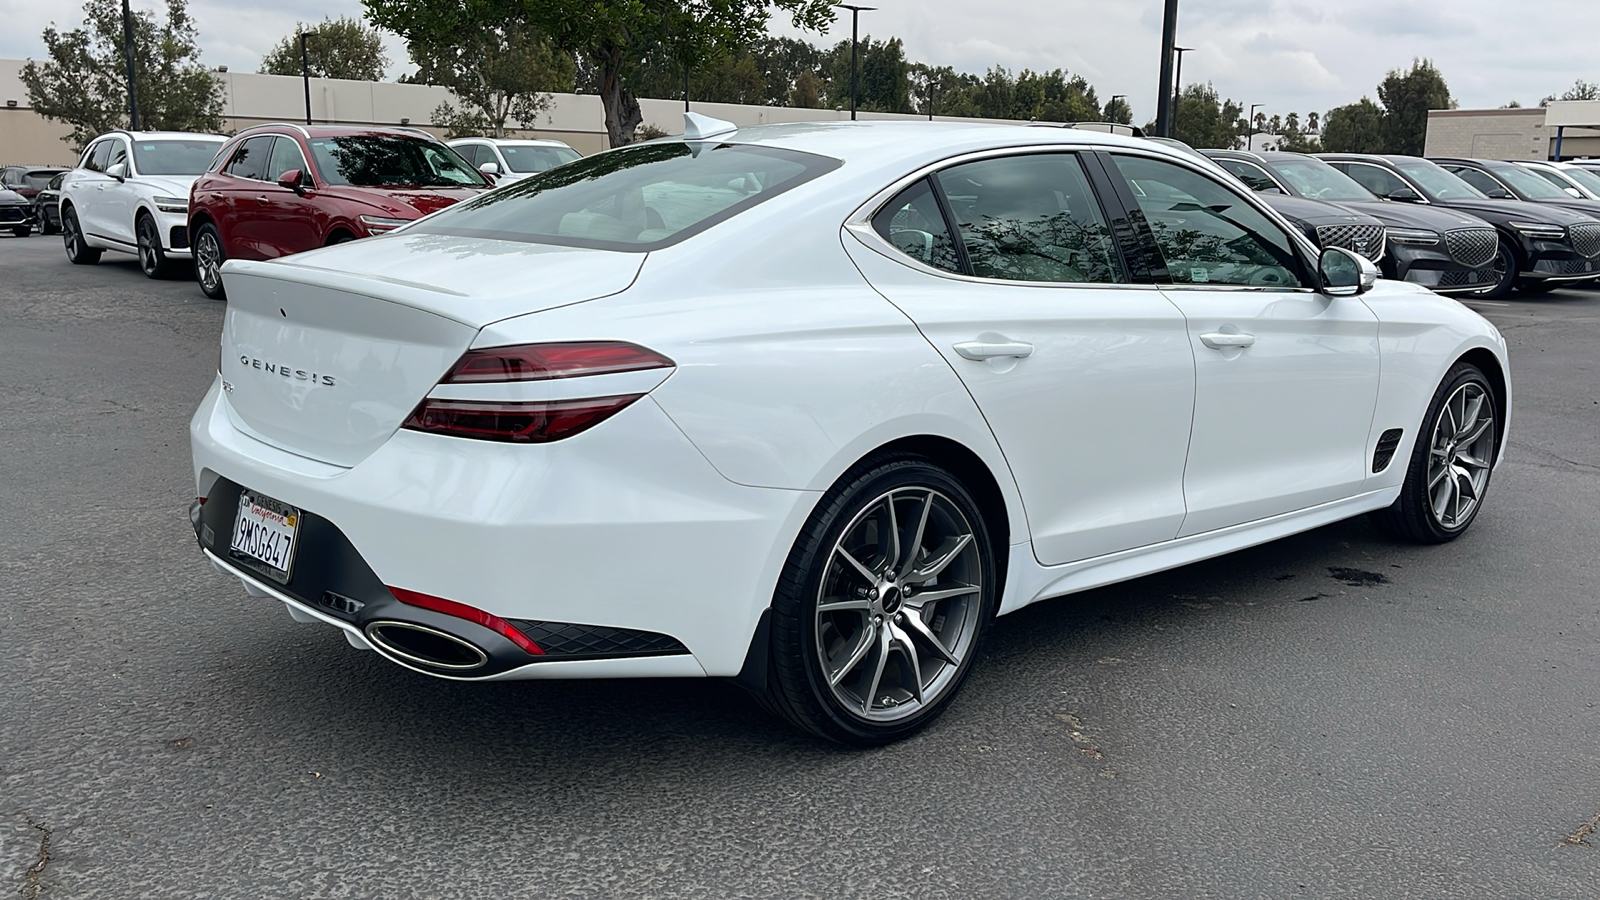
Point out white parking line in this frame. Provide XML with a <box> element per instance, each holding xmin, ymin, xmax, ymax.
<box><xmin>1461</xmin><ymin>300</ymin><xmax>1511</xmax><ymax>307</ymax></box>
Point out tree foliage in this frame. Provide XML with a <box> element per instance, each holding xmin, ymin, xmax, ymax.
<box><xmin>1377</xmin><ymin>58</ymin><xmax>1453</xmax><ymax>156</ymax></box>
<box><xmin>260</xmin><ymin>16</ymin><xmax>390</xmax><ymax>82</ymax></box>
<box><xmin>1320</xmin><ymin>97</ymin><xmax>1388</xmax><ymax>153</ymax></box>
<box><xmin>1170</xmin><ymin>83</ymin><xmax>1244</xmax><ymax>150</ymax></box>
<box><xmin>401</xmin><ymin>20</ymin><xmax>574</xmax><ymax>138</ymax></box>
<box><xmin>21</xmin><ymin>0</ymin><xmax>223</xmax><ymax>150</ymax></box>
<box><xmin>1542</xmin><ymin>79</ymin><xmax>1600</xmax><ymax>106</ymax></box>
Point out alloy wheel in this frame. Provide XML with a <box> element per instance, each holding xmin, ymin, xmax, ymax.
<box><xmin>137</xmin><ymin>217</ymin><xmax>160</xmax><ymax>275</ymax></box>
<box><xmin>196</xmin><ymin>231</ymin><xmax>222</xmax><ymax>293</ymax></box>
<box><xmin>63</xmin><ymin>214</ymin><xmax>79</xmax><ymax>258</ymax></box>
<box><xmin>1427</xmin><ymin>381</ymin><xmax>1495</xmax><ymax>529</ymax></box>
<box><xmin>814</xmin><ymin>487</ymin><xmax>984</xmax><ymax>722</ymax></box>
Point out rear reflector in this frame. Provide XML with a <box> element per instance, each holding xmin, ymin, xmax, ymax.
<box><xmin>402</xmin><ymin>394</ymin><xmax>642</xmax><ymax>443</ymax></box>
<box><xmin>442</xmin><ymin>341</ymin><xmax>673</xmax><ymax>383</ymax></box>
<box><xmin>387</xmin><ymin>587</ymin><xmax>544</xmax><ymax>656</ymax></box>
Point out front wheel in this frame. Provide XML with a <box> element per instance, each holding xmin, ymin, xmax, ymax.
<box><xmin>136</xmin><ymin>213</ymin><xmax>175</xmax><ymax>279</ymax></box>
<box><xmin>764</xmin><ymin>457</ymin><xmax>997</xmax><ymax>745</ymax></box>
<box><xmin>193</xmin><ymin>222</ymin><xmax>226</xmax><ymax>300</ymax></box>
<box><xmin>1370</xmin><ymin>362</ymin><xmax>1499</xmax><ymax>543</ymax></box>
<box><xmin>1476</xmin><ymin>243</ymin><xmax>1518</xmax><ymax>300</ymax></box>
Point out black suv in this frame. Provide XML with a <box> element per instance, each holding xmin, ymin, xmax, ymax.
<box><xmin>1432</xmin><ymin>157</ymin><xmax>1600</xmax><ymax>220</ymax></box>
<box><xmin>1205</xmin><ymin>150</ymin><xmax>1500</xmax><ymax>295</ymax></box>
<box><xmin>1319</xmin><ymin>153</ymin><xmax>1600</xmax><ymax>297</ymax></box>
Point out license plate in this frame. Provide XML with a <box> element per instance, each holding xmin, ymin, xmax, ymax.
<box><xmin>230</xmin><ymin>490</ymin><xmax>300</xmax><ymax>582</ymax></box>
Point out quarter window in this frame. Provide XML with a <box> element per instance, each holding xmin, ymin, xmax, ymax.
<box><xmin>935</xmin><ymin>153</ymin><xmax>1125</xmax><ymax>284</ymax></box>
<box><xmin>1341</xmin><ymin>163</ymin><xmax>1409</xmax><ymax>198</ymax></box>
<box><xmin>1111</xmin><ymin>154</ymin><xmax>1305</xmax><ymax>289</ymax></box>
<box><xmin>872</xmin><ymin>178</ymin><xmax>962</xmax><ymax>274</ymax></box>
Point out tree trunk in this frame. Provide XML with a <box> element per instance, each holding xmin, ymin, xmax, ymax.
<box><xmin>600</xmin><ymin>45</ymin><xmax>642</xmax><ymax>148</ymax></box>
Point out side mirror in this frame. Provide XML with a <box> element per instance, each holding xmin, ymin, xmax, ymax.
<box><xmin>106</xmin><ymin>162</ymin><xmax>127</xmax><ymax>181</ymax></box>
<box><xmin>1565</xmin><ymin>186</ymin><xmax>1583</xmax><ymax>198</ymax></box>
<box><xmin>1485</xmin><ymin>187</ymin><xmax>1514</xmax><ymax>200</ymax></box>
<box><xmin>276</xmin><ymin>169</ymin><xmax>305</xmax><ymax>192</ymax></box>
<box><xmin>1318</xmin><ymin>246</ymin><xmax>1379</xmax><ymax>297</ymax></box>
<box><xmin>1386</xmin><ymin>186</ymin><xmax>1423</xmax><ymax>203</ymax></box>
<box><xmin>478</xmin><ymin>162</ymin><xmax>500</xmax><ymax>175</ymax></box>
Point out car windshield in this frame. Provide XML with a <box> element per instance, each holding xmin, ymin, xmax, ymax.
<box><xmin>413</xmin><ymin>141</ymin><xmax>840</xmax><ymax>251</ymax></box>
<box><xmin>1492</xmin><ymin>164</ymin><xmax>1572</xmax><ymax>200</ymax></box>
<box><xmin>1267</xmin><ymin>158</ymin><xmax>1377</xmax><ymax>201</ymax></box>
<box><xmin>1561</xmin><ymin>165</ymin><xmax>1600</xmax><ymax>196</ymax></box>
<box><xmin>308</xmin><ymin>136</ymin><xmax>487</xmax><ymax>188</ymax></box>
<box><xmin>501</xmin><ymin>145</ymin><xmax>581</xmax><ymax>173</ymax></box>
<box><xmin>131</xmin><ymin>140</ymin><xmax>225</xmax><ymax>176</ymax></box>
<box><xmin>24</xmin><ymin>170</ymin><xmax>65</xmax><ymax>190</ymax></box>
<box><xmin>1395</xmin><ymin>160</ymin><xmax>1488</xmax><ymax>201</ymax></box>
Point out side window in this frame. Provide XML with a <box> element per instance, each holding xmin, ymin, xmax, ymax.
<box><xmin>0</xmin><ymin>167</ymin><xmax>16</xmax><ymax>186</ymax></box>
<box><xmin>1217</xmin><ymin>159</ymin><xmax>1280</xmax><ymax>193</ymax></box>
<box><xmin>1448</xmin><ymin>167</ymin><xmax>1504</xmax><ymax>195</ymax></box>
<box><xmin>84</xmin><ymin>142</ymin><xmax>110</xmax><ymax>172</ymax></box>
<box><xmin>468</xmin><ymin>144</ymin><xmax>493</xmax><ymax>167</ymax></box>
<box><xmin>1343</xmin><ymin>163</ymin><xmax>1407</xmax><ymax>198</ymax></box>
<box><xmin>936</xmin><ymin>153</ymin><xmax>1125</xmax><ymax>284</ymax></box>
<box><xmin>105</xmin><ymin>140</ymin><xmax>128</xmax><ymax>173</ymax></box>
<box><xmin>871</xmin><ymin>178</ymin><xmax>963</xmax><ymax>274</ymax></box>
<box><xmin>226</xmin><ymin>136</ymin><xmax>275</xmax><ymax>181</ymax></box>
<box><xmin>266</xmin><ymin>137</ymin><xmax>309</xmax><ymax>183</ymax></box>
<box><xmin>1110</xmin><ymin>154</ymin><xmax>1305</xmax><ymax>289</ymax></box>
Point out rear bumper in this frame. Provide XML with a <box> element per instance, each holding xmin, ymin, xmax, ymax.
<box><xmin>189</xmin><ymin>378</ymin><xmax>816</xmax><ymax>679</ymax></box>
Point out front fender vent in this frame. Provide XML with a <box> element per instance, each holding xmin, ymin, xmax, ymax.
<box><xmin>1373</xmin><ymin>428</ymin><xmax>1404</xmax><ymax>473</ymax></box>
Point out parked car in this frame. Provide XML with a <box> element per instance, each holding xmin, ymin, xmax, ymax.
<box><xmin>189</xmin><ymin>124</ymin><xmax>491</xmax><ymax>299</ymax></box>
<box><xmin>0</xmin><ymin>185</ymin><xmax>34</xmax><ymax>236</ymax></box>
<box><xmin>1432</xmin><ymin>157</ymin><xmax>1600</xmax><ymax>220</ymax></box>
<box><xmin>33</xmin><ymin>172</ymin><xmax>66</xmax><ymax>235</ymax></box>
<box><xmin>1514</xmin><ymin>160</ymin><xmax>1600</xmax><ymax>201</ymax></box>
<box><xmin>446</xmin><ymin>137</ymin><xmax>581</xmax><ymax>183</ymax></box>
<box><xmin>0</xmin><ymin>165</ymin><xmax>70</xmax><ymax>202</ymax></box>
<box><xmin>1204</xmin><ymin>149</ymin><xmax>1500</xmax><ymax>295</ymax></box>
<box><xmin>1318</xmin><ymin>153</ymin><xmax>1600</xmax><ymax>297</ymax></box>
<box><xmin>58</xmin><ymin>130</ymin><xmax>229</xmax><ymax>277</ymax></box>
<box><xmin>192</xmin><ymin>115</ymin><xmax>1509</xmax><ymax>745</ymax></box>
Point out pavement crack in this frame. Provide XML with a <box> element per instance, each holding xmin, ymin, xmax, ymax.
<box><xmin>1510</xmin><ymin>442</ymin><xmax>1600</xmax><ymax>474</ymax></box>
<box><xmin>1561</xmin><ymin>810</ymin><xmax>1600</xmax><ymax>847</ymax></box>
<box><xmin>20</xmin><ymin>815</ymin><xmax>52</xmax><ymax>900</ymax></box>
<box><xmin>1327</xmin><ymin>567</ymin><xmax>1389</xmax><ymax>587</ymax></box>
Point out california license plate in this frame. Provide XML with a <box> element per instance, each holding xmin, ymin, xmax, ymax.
<box><xmin>230</xmin><ymin>490</ymin><xmax>300</xmax><ymax>582</ymax></box>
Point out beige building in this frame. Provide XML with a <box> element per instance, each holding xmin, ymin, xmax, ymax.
<box><xmin>2</xmin><ymin>58</ymin><xmax>1021</xmax><ymax>166</ymax></box>
<box><xmin>1425</xmin><ymin>101</ymin><xmax>1600</xmax><ymax>160</ymax></box>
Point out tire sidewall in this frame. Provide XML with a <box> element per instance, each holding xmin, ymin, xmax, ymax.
<box><xmin>194</xmin><ymin>223</ymin><xmax>226</xmax><ymax>299</ymax></box>
<box><xmin>1402</xmin><ymin>364</ymin><xmax>1497</xmax><ymax>541</ymax></box>
<box><xmin>1480</xmin><ymin>243</ymin><xmax>1518</xmax><ymax>299</ymax></box>
<box><xmin>137</xmin><ymin>214</ymin><xmax>165</xmax><ymax>277</ymax></box>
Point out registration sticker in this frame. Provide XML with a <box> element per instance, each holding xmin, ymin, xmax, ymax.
<box><xmin>230</xmin><ymin>490</ymin><xmax>300</xmax><ymax>582</ymax></box>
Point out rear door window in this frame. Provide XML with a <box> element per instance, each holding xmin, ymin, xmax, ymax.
<box><xmin>226</xmin><ymin>137</ymin><xmax>275</xmax><ymax>181</ymax></box>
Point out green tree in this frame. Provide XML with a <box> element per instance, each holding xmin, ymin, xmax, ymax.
<box><xmin>1542</xmin><ymin>79</ymin><xmax>1600</xmax><ymax>106</ymax></box>
<box><xmin>1101</xmin><ymin>95</ymin><xmax>1133</xmax><ymax>125</ymax></box>
<box><xmin>21</xmin><ymin>0</ymin><xmax>223</xmax><ymax>150</ymax></box>
<box><xmin>260</xmin><ymin>17</ymin><xmax>390</xmax><ymax>82</ymax></box>
<box><xmin>1377</xmin><ymin>58</ymin><xmax>1452</xmax><ymax>156</ymax></box>
<box><xmin>1171</xmin><ymin>83</ymin><xmax>1244</xmax><ymax>150</ymax></box>
<box><xmin>820</xmin><ymin>36</ymin><xmax>912</xmax><ymax>113</ymax></box>
<box><xmin>403</xmin><ymin>20</ymin><xmax>574</xmax><ymax>138</ymax></box>
<box><xmin>1320</xmin><ymin>97</ymin><xmax>1388</xmax><ymax>153</ymax></box>
<box><xmin>1276</xmin><ymin>112</ymin><xmax>1320</xmax><ymax>153</ymax></box>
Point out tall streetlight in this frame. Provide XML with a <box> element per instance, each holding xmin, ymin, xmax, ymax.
<box><xmin>300</xmin><ymin>32</ymin><xmax>313</xmax><ymax>125</ymax></box>
<box><xmin>121</xmin><ymin>0</ymin><xmax>140</xmax><ymax>130</ymax></box>
<box><xmin>1153</xmin><ymin>0</ymin><xmax>1179</xmax><ymax>136</ymax></box>
<box><xmin>1247</xmin><ymin>103</ymin><xmax>1263</xmax><ymax>150</ymax></box>
<box><xmin>1109</xmin><ymin>94</ymin><xmax>1128</xmax><ymax>124</ymax></box>
<box><xmin>837</xmin><ymin>4</ymin><xmax>875</xmax><ymax>121</ymax></box>
<box><xmin>1170</xmin><ymin>47</ymin><xmax>1193</xmax><ymax>139</ymax></box>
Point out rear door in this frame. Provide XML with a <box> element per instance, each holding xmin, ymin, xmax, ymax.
<box><xmin>1103</xmin><ymin>151</ymin><xmax>1381</xmax><ymax>537</ymax></box>
<box><xmin>254</xmin><ymin>136</ymin><xmax>324</xmax><ymax>256</ymax></box>
<box><xmin>844</xmin><ymin>150</ymin><xmax>1197</xmax><ymax>566</ymax></box>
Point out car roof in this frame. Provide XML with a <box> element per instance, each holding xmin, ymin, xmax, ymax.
<box><xmin>233</xmin><ymin>124</ymin><xmax>442</xmax><ymax>141</ymax></box>
<box><xmin>97</xmin><ymin>130</ymin><xmax>228</xmax><ymax>142</ymax></box>
<box><xmin>448</xmin><ymin>137</ymin><xmax>573</xmax><ymax>147</ymax></box>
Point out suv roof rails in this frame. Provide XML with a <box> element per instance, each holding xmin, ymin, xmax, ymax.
<box><xmin>1026</xmin><ymin>121</ymin><xmax>1145</xmax><ymax>138</ymax></box>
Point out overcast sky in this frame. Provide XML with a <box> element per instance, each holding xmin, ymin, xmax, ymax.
<box><xmin>4</xmin><ymin>0</ymin><xmax>1598</xmax><ymax>119</ymax></box>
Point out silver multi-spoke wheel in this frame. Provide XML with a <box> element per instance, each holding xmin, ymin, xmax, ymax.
<box><xmin>137</xmin><ymin>216</ymin><xmax>162</xmax><ymax>276</ymax></box>
<box><xmin>1426</xmin><ymin>381</ymin><xmax>1495</xmax><ymax>530</ymax></box>
<box><xmin>194</xmin><ymin>225</ymin><xmax>225</xmax><ymax>298</ymax></box>
<box><xmin>815</xmin><ymin>487</ymin><xmax>984</xmax><ymax>722</ymax></box>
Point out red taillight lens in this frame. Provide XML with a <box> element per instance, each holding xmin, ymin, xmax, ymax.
<box><xmin>402</xmin><ymin>394</ymin><xmax>643</xmax><ymax>443</ymax></box>
<box><xmin>443</xmin><ymin>341</ymin><xmax>673</xmax><ymax>383</ymax></box>
<box><xmin>387</xmin><ymin>587</ymin><xmax>544</xmax><ymax>656</ymax></box>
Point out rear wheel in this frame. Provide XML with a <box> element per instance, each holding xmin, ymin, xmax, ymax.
<box><xmin>764</xmin><ymin>456</ymin><xmax>996</xmax><ymax>745</ymax></box>
<box><xmin>194</xmin><ymin>222</ymin><xmax>226</xmax><ymax>300</ymax></box>
<box><xmin>62</xmin><ymin>206</ymin><xmax>101</xmax><ymax>264</ymax></box>
<box><xmin>136</xmin><ymin>213</ymin><xmax>175</xmax><ymax>279</ymax></box>
<box><xmin>1370</xmin><ymin>362</ymin><xmax>1499</xmax><ymax>543</ymax></box>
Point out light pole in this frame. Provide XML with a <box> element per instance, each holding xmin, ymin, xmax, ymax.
<box><xmin>1153</xmin><ymin>0</ymin><xmax>1179</xmax><ymax>136</ymax></box>
<box><xmin>300</xmin><ymin>32</ymin><xmax>312</xmax><ymax>125</ymax></box>
<box><xmin>837</xmin><ymin>4</ymin><xmax>875</xmax><ymax>121</ymax></box>
<box><xmin>1109</xmin><ymin>94</ymin><xmax>1127</xmax><ymax>124</ymax></box>
<box><xmin>1170</xmin><ymin>47</ymin><xmax>1193</xmax><ymax>139</ymax></box>
<box><xmin>121</xmin><ymin>0</ymin><xmax>140</xmax><ymax>130</ymax></box>
<box><xmin>1247</xmin><ymin>103</ymin><xmax>1263</xmax><ymax>150</ymax></box>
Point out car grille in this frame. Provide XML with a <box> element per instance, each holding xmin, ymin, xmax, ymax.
<box><xmin>1316</xmin><ymin>223</ymin><xmax>1386</xmax><ymax>262</ymax></box>
<box><xmin>1437</xmin><ymin>268</ymin><xmax>1496</xmax><ymax>288</ymax></box>
<box><xmin>1570</xmin><ymin>223</ymin><xmax>1600</xmax><ymax>259</ymax></box>
<box><xmin>505</xmin><ymin>620</ymin><xmax>689</xmax><ymax>660</ymax></box>
<box><xmin>0</xmin><ymin>207</ymin><xmax>24</xmax><ymax>224</ymax></box>
<box><xmin>1444</xmin><ymin>228</ymin><xmax>1497</xmax><ymax>268</ymax></box>
<box><xmin>1534</xmin><ymin>258</ymin><xmax>1600</xmax><ymax>276</ymax></box>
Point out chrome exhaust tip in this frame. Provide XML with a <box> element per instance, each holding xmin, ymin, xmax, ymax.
<box><xmin>364</xmin><ymin>621</ymin><xmax>489</xmax><ymax>671</ymax></box>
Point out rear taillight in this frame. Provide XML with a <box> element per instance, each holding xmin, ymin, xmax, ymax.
<box><xmin>388</xmin><ymin>587</ymin><xmax>544</xmax><ymax>656</ymax></box>
<box><xmin>404</xmin><ymin>342</ymin><xmax>672</xmax><ymax>443</ymax></box>
<box><xmin>443</xmin><ymin>341</ymin><xmax>672</xmax><ymax>382</ymax></box>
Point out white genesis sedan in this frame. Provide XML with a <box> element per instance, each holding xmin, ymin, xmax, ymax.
<box><xmin>191</xmin><ymin>114</ymin><xmax>1510</xmax><ymax>745</ymax></box>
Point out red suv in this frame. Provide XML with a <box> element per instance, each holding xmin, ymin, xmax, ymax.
<box><xmin>188</xmin><ymin>125</ymin><xmax>490</xmax><ymax>299</ymax></box>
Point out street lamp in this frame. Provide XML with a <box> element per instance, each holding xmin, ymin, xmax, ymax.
<box><xmin>1171</xmin><ymin>47</ymin><xmax>1193</xmax><ymax>139</ymax></box>
<box><xmin>1109</xmin><ymin>94</ymin><xmax>1128</xmax><ymax>124</ymax></box>
<box><xmin>121</xmin><ymin>0</ymin><xmax>140</xmax><ymax>130</ymax></box>
<box><xmin>836</xmin><ymin>4</ymin><xmax>875</xmax><ymax>121</ymax></box>
<box><xmin>1247</xmin><ymin>103</ymin><xmax>1263</xmax><ymax>150</ymax></box>
<box><xmin>1154</xmin><ymin>0</ymin><xmax>1179</xmax><ymax>136</ymax></box>
<box><xmin>300</xmin><ymin>32</ymin><xmax>313</xmax><ymax>125</ymax></box>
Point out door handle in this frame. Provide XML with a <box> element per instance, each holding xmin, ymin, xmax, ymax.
<box><xmin>953</xmin><ymin>340</ymin><xmax>1034</xmax><ymax>361</ymax></box>
<box><xmin>256</xmin><ymin>196</ymin><xmax>271</xmax><ymax>205</ymax></box>
<box><xmin>1199</xmin><ymin>332</ymin><xmax>1256</xmax><ymax>350</ymax></box>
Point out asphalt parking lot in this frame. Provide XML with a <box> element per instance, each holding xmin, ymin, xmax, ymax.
<box><xmin>1</xmin><ymin>234</ymin><xmax>1596</xmax><ymax>899</ymax></box>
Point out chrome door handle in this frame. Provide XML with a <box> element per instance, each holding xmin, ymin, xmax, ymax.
<box><xmin>1199</xmin><ymin>332</ymin><xmax>1256</xmax><ymax>350</ymax></box>
<box><xmin>256</xmin><ymin>196</ymin><xmax>271</xmax><ymax>205</ymax></box>
<box><xmin>953</xmin><ymin>340</ymin><xmax>1034</xmax><ymax>361</ymax></box>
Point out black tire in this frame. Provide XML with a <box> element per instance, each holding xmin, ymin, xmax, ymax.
<box><xmin>193</xmin><ymin>222</ymin><xmax>226</xmax><ymax>300</ymax></box>
<box><xmin>1476</xmin><ymin>242</ymin><xmax>1518</xmax><ymax>300</ymax></box>
<box><xmin>327</xmin><ymin>231</ymin><xmax>355</xmax><ymax>245</ymax></box>
<box><xmin>136</xmin><ymin>213</ymin><xmax>175</xmax><ymax>279</ymax></box>
<box><xmin>41</xmin><ymin>218</ymin><xmax>60</xmax><ymax>236</ymax></box>
<box><xmin>763</xmin><ymin>455</ymin><xmax>998</xmax><ymax>746</ymax></box>
<box><xmin>62</xmin><ymin>206</ymin><xmax>101</xmax><ymax>264</ymax></box>
<box><xmin>11</xmin><ymin>225</ymin><xmax>29</xmax><ymax>238</ymax></box>
<box><xmin>1370</xmin><ymin>362</ymin><xmax>1499</xmax><ymax>543</ymax></box>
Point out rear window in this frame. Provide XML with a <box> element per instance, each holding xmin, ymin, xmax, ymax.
<box><xmin>132</xmin><ymin>139</ymin><xmax>225</xmax><ymax>175</ymax></box>
<box><xmin>24</xmin><ymin>170</ymin><xmax>65</xmax><ymax>190</ymax></box>
<box><xmin>412</xmin><ymin>142</ymin><xmax>840</xmax><ymax>251</ymax></box>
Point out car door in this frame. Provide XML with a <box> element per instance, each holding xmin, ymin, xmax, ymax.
<box><xmin>98</xmin><ymin>137</ymin><xmax>136</xmax><ymax>247</ymax></box>
<box><xmin>217</xmin><ymin>135</ymin><xmax>277</xmax><ymax>259</ymax></box>
<box><xmin>843</xmin><ymin>151</ymin><xmax>1197</xmax><ymax>566</ymax></box>
<box><xmin>254</xmin><ymin>136</ymin><xmax>324</xmax><ymax>256</ymax></box>
<box><xmin>1102</xmin><ymin>151</ymin><xmax>1381</xmax><ymax>537</ymax></box>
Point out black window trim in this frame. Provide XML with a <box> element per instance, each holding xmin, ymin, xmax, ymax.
<box><xmin>1218</xmin><ymin>157</ymin><xmax>1289</xmax><ymax>195</ymax></box>
<box><xmin>265</xmin><ymin>135</ymin><xmax>313</xmax><ymax>185</ymax></box>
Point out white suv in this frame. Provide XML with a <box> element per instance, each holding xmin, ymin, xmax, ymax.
<box><xmin>446</xmin><ymin>137</ymin><xmax>581</xmax><ymax>184</ymax></box>
<box><xmin>60</xmin><ymin>130</ymin><xmax>228</xmax><ymax>278</ymax></box>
